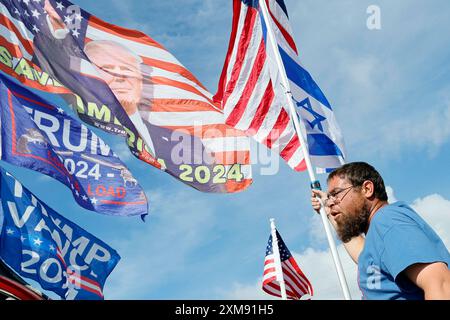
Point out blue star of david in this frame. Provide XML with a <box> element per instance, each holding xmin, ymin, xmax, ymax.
<box><xmin>294</xmin><ymin>97</ymin><xmax>326</xmax><ymax>132</ymax></box>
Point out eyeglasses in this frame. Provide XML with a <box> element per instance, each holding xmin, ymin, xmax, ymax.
<box><xmin>324</xmin><ymin>185</ymin><xmax>354</xmax><ymax>207</ymax></box>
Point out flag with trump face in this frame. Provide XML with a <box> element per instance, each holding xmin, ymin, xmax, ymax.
<box><xmin>0</xmin><ymin>0</ymin><xmax>252</xmax><ymax>193</ymax></box>
<box><xmin>0</xmin><ymin>167</ymin><xmax>120</xmax><ymax>300</ymax></box>
<box><xmin>214</xmin><ymin>0</ymin><xmax>346</xmax><ymax>173</ymax></box>
<box><xmin>263</xmin><ymin>230</ymin><xmax>313</xmax><ymax>300</ymax></box>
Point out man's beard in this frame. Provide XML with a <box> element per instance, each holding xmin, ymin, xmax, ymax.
<box><xmin>336</xmin><ymin>203</ymin><xmax>371</xmax><ymax>243</ymax></box>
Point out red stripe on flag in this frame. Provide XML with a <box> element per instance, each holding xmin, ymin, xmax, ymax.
<box><xmin>226</xmin><ymin>39</ymin><xmax>267</xmax><ymax>127</ymax></box>
<box><xmin>279</xmin><ymin>134</ymin><xmax>299</xmax><ymax>161</ymax></box>
<box><xmin>68</xmin><ymin>278</ymin><xmax>103</xmax><ymax>298</ymax></box>
<box><xmin>246</xmin><ymin>80</ymin><xmax>275</xmax><ymax>133</ymax></box>
<box><xmin>263</xmin><ymin>267</ymin><xmax>276</xmax><ymax>276</ymax></box>
<box><xmin>0</xmin><ymin>14</ymin><xmax>34</xmax><ymax>54</ymax></box>
<box><xmin>287</xmin><ymin>257</ymin><xmax>313</xmax><ymax>294</ymax></box>
<box><xmin>262</xmin><ymin>276</ymin><xmax>277</xmax><ymax>286</ymax></box>
<box><xmin>88</xmin><ymin>16</ymin><xmax>165</xmax><ymax>50</ymax></box>
<box><xmin>294</xmin><ymin>159</ymin><xmax>307</xmax><ymax>172</ymax></box>
<box><xmin>262</xmin><ymin>108</ymin><xmax>290</xmax><ymax>149</ymax></box>
<box><xmin>265</xmin><ymin>0</ymin><xmax>298</xmax><ymax>55</ymax></box>
<box><xmin>150</xmin><ymin>76</ymin><xmax>215</xmax><ymax>105</ymax></box>
<box><xmin>213</xmin><ymin>0</ymin><xmax>243</xmax><ymax>105</ymax></box>
<box><xmin>264</xmin><ymin>258</ymin><xmax>275</xmax><ymax>266</ymax></box>
<box><xmin>224</xmin><ymin>178</ymin><xmax>252</xmax><ymax>193</ymax></box>
<box><xmin>223</xmin><ymin>7</ymin><xmax>258</xmax><ymax>107</ymax></box>
<box><xmin>147</xmin><ymin>99</ymin><xmax>217</xmax><ymax>113</ymax></box>
<box><xmin>141</xmin><ymin>56</ymin><xmax>207</xmax><ymax>91</ymax></box>
<box><xmin>282</xmin><ymin>264</ymin><xmax>309</xmax><ymax>295</ymax></box>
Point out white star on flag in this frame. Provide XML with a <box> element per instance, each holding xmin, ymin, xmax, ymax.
<box><xmin>20</xmin><ymin>236</ymin><xmax>26</xmax><ymax>242</ymax></box>
<box><xmin>49</xmin><ymin>244</ymin><xmax>55</xmax><ymax>251</ymax></box>
<box><xmin>75</xmin><ymin>190</ymin><xmax>79</xmax><ymax>197</ymax></box>
<box><xmin>75</xmin><ymin>13</ymin><xmax>83</xmax><ymax>21</ymax></box>
<box><xmin>57</xmin><ymin>107</ymin><xmax>64</xmax><ymax>114</ymax></box>
<box><xmin>90</xmin><ymin>197</ymin><xmax>98</xmax><ymax>204</ymax></box>
<box><xmin>82</xmin><ymin>195</ymin><xmax>88</xmax><ymax>201</ymax></box>
<box><xmin>64</xmin><ymin>15</ymin><xmax>73</xmax><ymax>24</ymax></box>
<box><xmin>6</xmin><ymin>228</ymin><xmax>14</xmax><ymax>235</ymax></box>
<box><xmin>33</xmin><ymin>238</ymin><xmax>43</xmax><ymax>246</ymax></box>
<box><xmin>72</xmin><ymin>29</ymin><xmax>80</xmax><ymax>38</ymax></box>
<box><xmin>31</xmin><ymin>9</ymin><xmax>41</xmax><ymax>18</ymax></box>
<box><xmin>32</xmin><ymin>25</ymin><xmax>40</xmax><ymax>33</ymax></box>
<box><xmin>56</xmin><ymin>1</ymin><xmax>65</xmax><ymax>11</ymax></box>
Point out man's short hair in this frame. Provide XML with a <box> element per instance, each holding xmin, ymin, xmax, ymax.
<box><xmin>328</xmin><ymin>162</ymin><xmax>388</xmax><ymax>201</ymax></box>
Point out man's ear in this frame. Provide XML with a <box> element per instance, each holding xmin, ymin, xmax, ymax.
<box><xmin>362</xmin><ymin>180</ymin><xmax>375</xmax><ymax>199</ymax></box>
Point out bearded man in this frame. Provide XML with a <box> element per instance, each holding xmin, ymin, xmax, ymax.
<box><xmin>311</xmin><ymin>162</ymin><xmax>450</xmax><ymax>300</ymax></box>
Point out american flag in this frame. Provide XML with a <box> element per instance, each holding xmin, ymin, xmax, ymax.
<box><xmin>263</xmin><ymin>230</ymin><xmax>313</xmax><ymax>300</ymax></box>
<box><xmin>0</xmin><ymin>0</ymin><xmax>252</xmax><ymax>193</ymax></box>
<box><xmin>214</xmin><ymin>0</ymin><xmax>346</xmax><ymax>173</ymax></box>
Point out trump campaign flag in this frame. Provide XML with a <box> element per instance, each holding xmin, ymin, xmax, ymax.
<box><xmin>214</xmin><ymin>0</ymin><xmax>346</xmax><ymax>173</ymax></box>
<box><xmin>0</xmin><ymin>74</ymin><xmax>148</xmax><ymax>218</ymax></box>
<box><xmin>0</xmin><ymin>0</ymin><xmax>252</xmax><ymax>193</ymax></box>
<box><xmin>263</xmin><ymin>223</ymin><xmax>313</xmax><ymax>300</ymax></box>
<box><xmin>0</xmin><ymin>167</ymin><xmax>120</xmax><ymax>299</ymax></box>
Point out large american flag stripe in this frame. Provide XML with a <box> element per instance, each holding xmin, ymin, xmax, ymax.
<box><xmin>214</xmin><ymin>0</ymin><xmax>306</xmax><ymax>172</ymax></box>
<box><xmin>223</xmin><ymin>13</ymin><xmax>262</xmax><ymax>117</ymax></box>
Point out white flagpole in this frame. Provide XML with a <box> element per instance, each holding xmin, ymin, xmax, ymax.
<box><xmin>259</xmin><ymin>0</ymin><xmax>351</xmax><ymax>300</ymax></box>
<box><xmin>270</xmin><ymin>218</ymin><xmax>287</xmax><ymax>300</ymax></box>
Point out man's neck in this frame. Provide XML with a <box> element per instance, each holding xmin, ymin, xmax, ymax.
<box><xmin>365</xmin><ymin>200</ymin><xmax>389</xmax><ymax>233</ymax></box>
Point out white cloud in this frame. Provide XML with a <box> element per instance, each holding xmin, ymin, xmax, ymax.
<box><xmin>218</xmin><ymin>191</ymin><xmax>450</xmax><ymax>300</ymax></box>
<box><xmin>411</xmin><ymin>194</ymin><xmax>450</xmax><ymax>248</ymax></box>
<box><xmin>386</xmin><ymin>185</ymin><xmax>397</xmax><ymax>203</ymax></box>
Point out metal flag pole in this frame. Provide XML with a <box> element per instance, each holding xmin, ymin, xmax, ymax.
<box><xmin>259</xmin><ymin>0</ymin><xmax>351</xmax><ymax>300</ymax></box>
<box><xmin>270</xmin><ymin>218</ymin><xmax>287</xmax><ymax>300</ymax></box>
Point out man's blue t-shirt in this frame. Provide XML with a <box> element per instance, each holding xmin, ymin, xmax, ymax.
<box><xmin>358</xmin><ymin>201</ymin><xmax>450</xmax><ymax>300</ymax></box>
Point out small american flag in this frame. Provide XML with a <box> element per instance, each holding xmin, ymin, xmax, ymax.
<box><xmin>263</xmin><ymin>230</ymin><xmax>313</xmax><ymax>300</ymax></box>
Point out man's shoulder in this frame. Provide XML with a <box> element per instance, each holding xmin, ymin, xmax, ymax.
<box><xmin>369</xmin><ymin>201</ymin><xmax>420</xmax><ymax>236</ymax></box>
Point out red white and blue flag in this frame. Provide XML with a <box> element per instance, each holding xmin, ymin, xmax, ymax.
<box><xmin>0</xmin><ymin>73</ymin><xmax>148</xmax><ymax>218</ymax></box>
<box><xmin>263</xmin><ymin>229</ymin><xmax>313</xmax><ymax>300</ymax></box>
<box><xmin>0</xmin><ymin>0</ymin><xmax>252</xmax><ymax>193</ymax></box>
<box><xmin>215</xmin><ymin>0</ymin><xmax>346</xmax><ymax>173</ymax></box>
<box><xmin>0</xmin><ymin>167</ymin><xmax>120</xmax><ymax>300</ymax></box>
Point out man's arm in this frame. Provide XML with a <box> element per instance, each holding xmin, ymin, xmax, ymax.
<box><xmin>404</xmin><ymin>262</ymin><xmax>450</xmax><ymax>300</ymax></box>
<box><xmin>311</xmin><ymin>190</ymin><xmax>364</xmax><ymax>264</ymax></box>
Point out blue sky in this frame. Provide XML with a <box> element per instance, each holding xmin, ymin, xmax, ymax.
<box><xmin>2</xmin><ymin>0</ymin><xmax>450</xmax><ymax>299</ymax></box>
